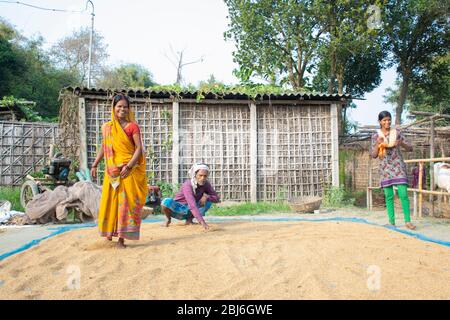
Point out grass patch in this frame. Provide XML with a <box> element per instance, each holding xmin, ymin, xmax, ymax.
<box><xmin>322</xmin><ymin>186</ymin><xmax>356</xmax><ymax>209</ymax></box>
<box><xmin>208</xmin><ymin>201</ymin><xmax>291</xmax><ymax>216</ymax></box>
<box><xmin>0</xmin><ymin>187</ymin><xmax>23</xmax><ymax>211</ymax></box>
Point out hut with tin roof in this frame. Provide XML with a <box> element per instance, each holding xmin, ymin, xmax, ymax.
<box><xmin>59</xmin><ymin>87</ymin><xmax>350</xmax><ymax>202</ymax></box>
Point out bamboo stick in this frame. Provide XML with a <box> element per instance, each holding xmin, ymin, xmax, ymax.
<box><xmin>368</xmin><ymin>155</ymin><xmax>373</xmax><ymax>210</ymax></box>
<box><xmin>404</xmin><ymin>157</ymin><xmax>450</xmax><ymax>163</ymax></box>
<box><xmin>172</xmin><ymin>101</ymin><xmax>179</xmax><ymax>185</ymax></box>
<box><xmin>403</xmin><ymin>188</ymin><xmax>449</xmax><ymax>196</ymax></box>
<box><xmin>413</xmin><ymin>191</ymin><xmax>417</xmax><ymax>217</ymax></box>
<box><xmin>367</xmin><ymin>187</ymin><xmax>371</xmax><ymax>211</ymax></box>
<box><xmin>368</xmin><ymin>186</ymin><xmax>449</xmax><ymax>197</ymax></box>
<box><xmin>410</xmin><ymin>111</ymin><xmax>450</xmax><ymax>119</ymax></box>
<box><xmin>418</xmin><ymin>162</ymin><xmax>424</xmax><ymax>217</ymax></box>
<box><xmin>430</xmin><ymin>118</ymin><xmax>435</xmax><ymax>217</ymax></box>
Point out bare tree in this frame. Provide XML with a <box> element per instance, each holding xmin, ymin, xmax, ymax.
<box><xmin>164</xmin><ymin>45</ymin><xmax>204</xmax><ymax>85</ymax></box>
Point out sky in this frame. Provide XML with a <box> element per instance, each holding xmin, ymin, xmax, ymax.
<box><xmin>0</xmin><ymin>0</ymin><xmax>401</xmax><ymax>126</ymax></box>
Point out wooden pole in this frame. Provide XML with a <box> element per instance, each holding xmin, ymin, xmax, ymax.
<box><xmin>78</xmin><ymin>97</ymin><xmax>88</xmax><ymax>171</ymax></box>
<box><xmin>413</xmin><ymin>191</ymin><xmax>417</xmax><ymax>217</ymax></box>
<box><xmin>401</xmin><ymin>187</ymin><xmax>450</xmax><ymax>196</ymax></box>
<box><xmin>372</xmin><ymin>186</ymin><xmax>450</xmax><ymax>196</ymax></box>
<box><xmin>249</xmin><ymin>102</ymin><xmax>258</xmax><ymax>203</ymax></box>
<box><xmin>368</xmin><ymin>155</ymin><xmax>373</xmax><ymax>210</ymax></box>
<box><xmin>48</xmin><ymin>144</ymin><xmax>55</xmax><ymax>163</ymax></box>
<box><xmin>330</xmin><ymin>103</ymin><xmax>339</xmax><ymax>187</ymax></box>
<box><xmin>418</xmin><ymin>161</ymin><xmax>423</xmax><ymax>218</ymax></box>
<box><xmin>409</xmin><ymin>111</ymin><xmax>450</xmax><ymax>119</ymax></box>
<box><xmin>367</xmin><ymin>187</ymin><xmax>370</xmax><ymax>210</ymax></box>
<box><xmin>430</xmin><ymin>118</ymin><xmax>435</xmax><ymax>217</ymax></box>
<box><xmin>171</xmin><ymin>101</ymin><xmax>180</xmax><ymax>186</ymax></box>
<box><xmin>404</xmin><ymin>157</ymin><xmax>450</xmax><ymax>163</ymax></box>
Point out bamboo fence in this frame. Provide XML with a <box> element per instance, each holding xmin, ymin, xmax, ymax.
<box><xmin>0</xmin><ymin>121</ymin><xmax>58</xmax><ymax>186</ymax></box>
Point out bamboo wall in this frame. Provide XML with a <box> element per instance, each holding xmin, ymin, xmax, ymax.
<box><xmin>82</xmin><ymin>97</ymin><xmax>337</xmax><ymax>202</ymax></box>
<box><xmin>257</xmin><ymin>105</ymin><xmax>332</xmax><ymax>201</ymax></box>
<box><xmin>178</xmin><ymin>102</ymin><xmax>251</xmax><ymax>201</ymax></box>
<box><xmin>0</xmin><ymin>121</ymin><xmax>58</xmax><ymax>186</ymax></box>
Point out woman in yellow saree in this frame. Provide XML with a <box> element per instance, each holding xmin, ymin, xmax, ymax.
<box><xmin>90</xmin><ymin>94</ymin><xmax>147</xmax><ymax>248</ymax></box>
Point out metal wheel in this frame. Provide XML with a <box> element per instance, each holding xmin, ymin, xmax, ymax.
<box><xmin>20</xmin><ymin>180</ymin><xmax>40</xmax><ymax>209</ymax></box>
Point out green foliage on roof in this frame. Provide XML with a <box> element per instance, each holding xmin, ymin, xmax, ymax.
<box><xmin>100</xmin><ymin>83</ymin><xmax>336</xmax><ymax>103</ymax></box>
<box><xmin>0</xmin><ymin>96</ymin><xmax>43</xmax><ymax>121</ymax></box>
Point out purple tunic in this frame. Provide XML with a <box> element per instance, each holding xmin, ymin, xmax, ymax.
<box><xmin>173</xmin><ymin>180</ymin><xmax>220</xmax><ymax>224</ymax></box>
<box><xmin>371</xmin><ymin>128</ymin><xmax>409</xmax><ymax>188</ymax></box>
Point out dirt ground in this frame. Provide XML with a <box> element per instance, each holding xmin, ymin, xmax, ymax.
<box><xmin>0</xmin><ymin>218</ymin><xmax>449</xmax><ymax>300</ymax></box>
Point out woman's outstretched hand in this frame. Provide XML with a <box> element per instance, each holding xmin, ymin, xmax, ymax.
<box><xmin>90</xmin><ymin>166</ymin><xmax>97</xmax><ymax>179</ymax></box>
<box><xmin>202</xmin><ymin>221</ymin><xmax>210</xmax><ymax>230</ymax></box>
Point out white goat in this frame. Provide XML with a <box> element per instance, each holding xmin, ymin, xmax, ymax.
<box><xmin>434</xmin><ymin>163</ymin><xmax>450</xmax><ymax>205</ymax></box>
<box><xmin>434</xmin><ymin>163</ymin><xmax>450</xmax><ymax>193</ymax></box>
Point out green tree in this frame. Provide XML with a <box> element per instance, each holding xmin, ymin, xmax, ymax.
<box><xmin>382</xmin><ymin>0</ymin><xmax>448</xmax><ymax>124</ymax></box>
<box><xmin>310</xmin><ymin>1</ymin><xmax>385</xmax><ymax>134</ymax></box>
<box><xmin>384</xmin><ymin>53</ymin><xmax>450</xmax><ymax>123</ymax></box>
<box><xmin>49</xmin><ymin>27</ymin><xmax>109</xmax><ymax>86</ymax></box>
<box><xmin>0</xmin><ymin>19</ymin><xmax>26</xmax><ymax>97</ymax></box>
<box><xmin>224</xmin><ymin>0</ymin><xmax>327</xmax><ymax>89</ymax></box>
<box><xmin>408</xmin><ymin>53</ymin><xmax>450</xmax><ymax>116</ymax></box>
<box><xmin>314</xmin><ymin>0</ymin><xmax>385</xmax><ymax>95</ymax></box>
<box><xmin>97</xmin><ymin>63</ymin><xmax>157</xmax><ymax>89</ymax></box>
<box><xmin>0</xmin><ymin>18</ymin><xmax>78</xmax><ymax>118</ymax></box>
<box><xmin>12</xmin><ymin>37</ymin><xmax>77</xmax><ymax>117</ymax></box>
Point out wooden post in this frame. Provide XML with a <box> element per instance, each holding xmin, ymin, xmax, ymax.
<box><xmin>172</xmin><ymin>100</ymin><xmax>180</xmax><ymax>186</ymax></box>
<box><xmin>352</xmin><ymin>156</ymin><xmax>356</xmax><ymax>190</ymax></box>
<box><xmin>330</xmin><ymin>103</ymin><xmax>339</xmax><ymax>187</ymax></box>
<box><xmin>78</xmin><ymin>98</ymin><xmax>88</xmax><ymax>171</ymax></box>
<box><xmin>404</xmin><ymin>157</ymin><xmax>450</xmax><ymax>163</ymax></box>
<box><xmin>430</xmin><ymin>118</ymin><xmax>435</xmax><ymax>217</ymax></box>
<box><xmin>413</xmin><ymin>191</ymin><xmax>417</xmax><ymax>217</ymax></box>
<box><xmin>249</xmin><ymin>102</ymin><xmax>258</xmax><ymax>203</ymax></box>
<box><xmin>368</xmin><ymin>155</ymin><xmax>373</xmax><ymax>210</ymax></box>
<box><xmin>48</xmin><ymin>144</ymin><xmax>55</xmax><ymax>163</ymax></box>
<box><xmin>418</xmin><ymin>161</ymin><xmax>423</xmax><ymax>218</ymax></box>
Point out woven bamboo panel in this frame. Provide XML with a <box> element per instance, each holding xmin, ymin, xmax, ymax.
<box><xmin>257</xmin><ymin>104</ymin><xmax>332</xmax><ymax>201</ymax></box>
<box><xmin>178</xmin><ymin>102</ymin><xmax>251</xmax><ymax>201</ymax></box>
<box><xmin>0</xmin><ymin>121</ymin><xmax>58</xmax><ymax>186</ymax></box>
<box><xmin>80</xmin><ymin>96</ymin><xmax>336</xmax><ymax>202</ymax></box>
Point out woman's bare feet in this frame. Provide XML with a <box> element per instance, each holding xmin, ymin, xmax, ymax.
<box><xmin>161</xmin><ymin>206</ymin><xmax>172</xmax><ymax>227</ymax></box>
<box><xmin>117</xmin><ymin>238</ymin><xmax>126</xmax><ymax>249</ymax></box>
<box><xmin>405</xmin><ymin>222</ymin><xmax>416</xmax><ymax>230</ymax></box>
<box><xmin>164</xmin><ymin>215</ymin><xmax>171</xmax><ymax>227</ymax></box>
<box><xmin>185</xmin><ymin>216</ymin><xmax>198</xmax><ymax>225</ymax></box>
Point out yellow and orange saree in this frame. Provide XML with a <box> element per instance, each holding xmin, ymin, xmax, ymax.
<box><xmin>97</xmin><ymin>107</ymin><xmax>147</xmax><ymax>240</ymax></box>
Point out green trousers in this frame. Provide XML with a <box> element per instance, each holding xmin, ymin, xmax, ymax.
<box><xmin>383</xmin><ymin>184</ymin><xmax>411</xmax><ymax>225</ymax></box>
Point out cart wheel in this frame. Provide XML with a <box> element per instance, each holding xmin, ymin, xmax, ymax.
<box><xmin>20</xmin><ymin>180</ymin><xmax>40</xmax><ymax>209</ymax></box>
